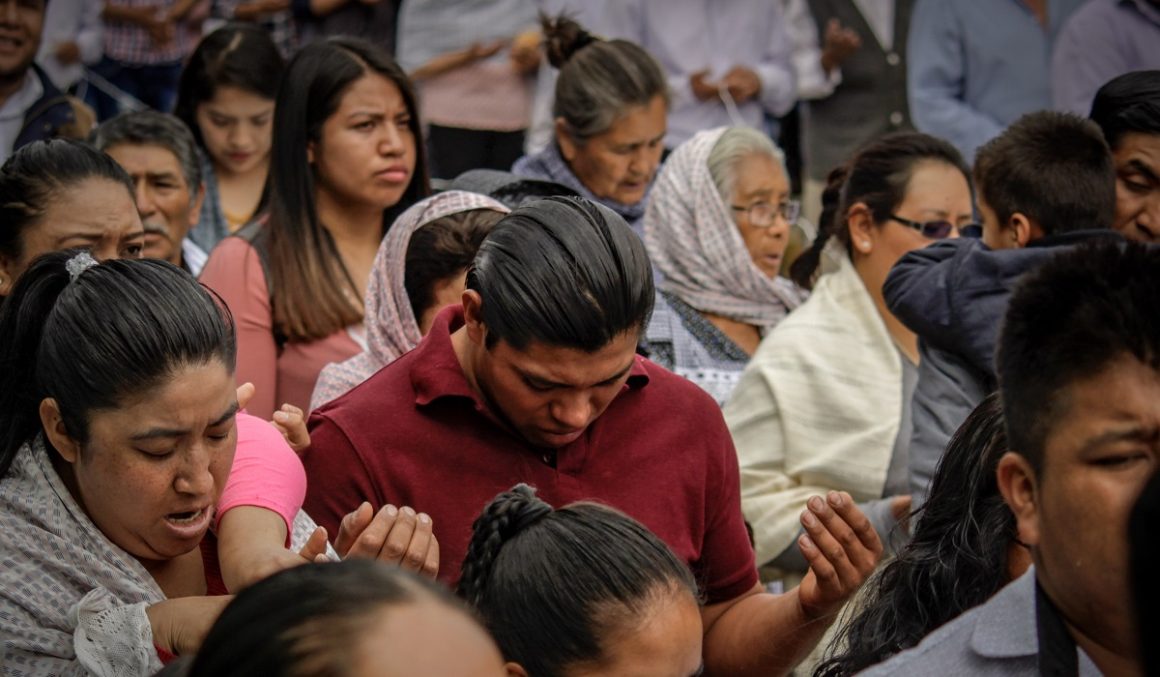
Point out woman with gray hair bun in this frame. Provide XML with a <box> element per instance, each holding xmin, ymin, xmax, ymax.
<box><xmin>642</xmin><ymin>126</ymin><xmax>806</xmax><ymax>406</ymax></box>
<box><xmin>511</xmin><ymin>14</ymin><xmax>668</xmax><ymax>235</ymax></box>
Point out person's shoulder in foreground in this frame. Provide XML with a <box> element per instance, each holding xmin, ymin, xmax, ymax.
<box><xmin>857</xmin><ymin>569</ymin><xmax>1101</xmax><ymax>676</ymax></box>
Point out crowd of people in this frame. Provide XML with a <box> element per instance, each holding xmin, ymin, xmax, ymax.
<box><xmin>1</xmin><ymin>1</ymin><xmax>1159</xmax><ymax>676</ymax></box>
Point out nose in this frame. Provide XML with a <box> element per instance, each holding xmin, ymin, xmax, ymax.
<box><xmin>173</xmin><ymin>443</ymin><xmax>216</xmax><ymax>497</ymax></box>
<box><xmin>135</xmin><ymin>183</ymin><xmax>155</xmax><ymax>217</ymax></box>
<box><xmin>227</xmin><ymin>124</ymin><xmax>252</xmax><ymax>150</ymax></box>
<box><xmin>378</xmin><ymin>122</ymin><xmax>405</xmax><ymax>156</ymax></box>
<box><xmin>550</xmin><ymin>393</ymin><xmax>593</xmax><ymax>431</ymax></box>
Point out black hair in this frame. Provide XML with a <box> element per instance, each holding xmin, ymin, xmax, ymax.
<box><xmin>404</xmin><ymin>209</ymin><xmax>504</xmax><ymax>322</ymax></box>
<box><xmin>0</xmin><ymin>139</ymin><xmax>134</xmax><ymax>265</ymax></box>
<box><xmin>790</xmin><ymin>133</ymin><xmax>969</xmax><ymax>290</ymax></box>
<box><xmin>187</xmin><ymin>560</ymin><xmax>472</xmax><ymax>677</ymax></box>
<box><xmin>173</xmin><ymin>23</ymin><xmax>285</xmax><ymax>151</ymax></box>
<box><xmin>1089</xmin><ymin>70</ymin><xmax>1160</xmax><ymax>151</ymax></box>
<box><xmin>265</xmin><ymin>36</ymin><xmax>431</xmax><ymax>343</ymax></box>
<box><xmin>0</xmin><ymin>251</ymin><xmax>236</xmax><ymax>477</ymax></box>
<box><xmin>973</xmin><ymin>111</ymin><xmax>1115</xmax><ymax>235</ymax></box>
<box><xmin>1131</xmin><ymin>470</ymin><xmax>1160</xmax><ymax>676</ymax></box>
<box><xmin>457</xmin><ymin>484</ymin><xmax>698</xmax><ymax>677</ymax></box>
<box><xmin>543</xmin><ymin>13</ymin><xmax>669</xmax><ymax>142</ymax></box>
<box><xmin>815</xmin><ymin>394</ymin><xmax>1016</xmax><ymax>676</ymax></box>
<box><xmin>466</xmin><ymin>196</ymin><xmax>654</xmax><ymax>351</ymax></box>
<box><xmin>997</xmin><ymin>241</ymin><xmax>1160</xmax><ymax>472</ymax></box>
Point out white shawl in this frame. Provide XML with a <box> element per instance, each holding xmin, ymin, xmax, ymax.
<box><xmin>0</xmin><ymin>436</ymin><xmax>324</xmax><ymax>676</ymax></box>
<box><xmin>724</xmin><ymin>256</ymin><xmax>902</xmax><ymax>566</ymax></box>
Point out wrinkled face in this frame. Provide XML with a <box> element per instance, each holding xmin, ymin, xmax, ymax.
<box><xmin>469</xmin><ymin>328</ymin><xmax>640</xmax><ymax>449</ymax></box>
<box><xmin>566</xmin><ymin>588</ymin><xmax>703</xmax><ymax>677</ymax></box>
<box><xmin>353</xmin><ymin>598</ymin><xmax>507</xmax><ymax>677</ymax></box>
<box><xmin>1021</xmin><ymin>357</ymin><xmax>1159</xmax><ymax>658</ymax></box>
<box><xmin>311</xmin><ymin>72</ymin><xmax>417</xmax><ymax>213</ymax></box>
<box><xmin>0</xmin><ymin>0</ymin><xmax>44</xmax><ymax>81</ymax></box>
<box><xmin>50</xmin><ymin>361</ymin><xmax>239</xmax><ymax>563</ymax></box>
<box><xmin>195</xmin><ymin>85</ymin><xmax>275</xmax><ymax>177</ymax></box>
<box><xmin>104</xmin><ymin>143</ymin><xmax>201</xmax><ymax>267</ymax></box>
<box><xmin>0</xmin><ymin>177</ymin><xmax>144</xmax><ymax>295</ymax></box>
<box><xmin>1110</xmin><ymin>133</ymin><xmax>1160</xmax><ymax>243</ymax></box>
<box><xmin>729</xmin><ymin>152</ymin><xmax>792</xmax><ymax>279</ymax></box>
<box><xmin>558</xmin><ymin>95</ymin><xmax>667</xmax><ymax>206</ymax></box>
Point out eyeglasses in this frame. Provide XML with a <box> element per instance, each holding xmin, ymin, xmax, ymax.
<box><xmin>889</xmin><ymin>214</ymin><xmax>975</xmax><ymax>240</ymax></box>
<box><xmin>731</xmin><ymin>200</ymin><xmax>801</xmax><ymax>228</ymax></box>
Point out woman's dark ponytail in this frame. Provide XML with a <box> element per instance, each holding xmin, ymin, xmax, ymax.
<box><xmin>0</xmin><ymin>252</ymin><xmax>72</xmax><ymax>475</ymax></box>
<box><xmin>791</xmin><ymin>165</ymin><xmax>849</xmax><ymax>290</ymax></box>
<box><xmin>457</xmin><ymin>484</ymin><xmax>552</xmax><ymax>607</ymax></box>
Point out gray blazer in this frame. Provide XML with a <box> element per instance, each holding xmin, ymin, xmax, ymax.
<box><xmin>858</xmin><ymin>569</ymin><xmax>1102</xmax><ymax>676</ymax></box>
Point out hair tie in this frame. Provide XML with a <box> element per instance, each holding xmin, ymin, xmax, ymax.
<box><xmin>65</xmin><ymin>250</ymin><xmax>98</xmax><ymax>283</ymax></box>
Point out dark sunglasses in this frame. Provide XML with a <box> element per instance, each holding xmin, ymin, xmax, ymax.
<box><xmin>889</xmin><ymin>214</ymin><xmax>974</xmax><ymax>240</ymax></box>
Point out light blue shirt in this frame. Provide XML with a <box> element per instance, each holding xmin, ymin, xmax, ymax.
<box><xmin>859</xmin><ymin>568</ymin><xmax>1103</xmax><ymax>676</ymax></box>
<box><xmin>907</xmin><ymin>0</ymin><xmax>1085</xmax><ymax>164</ymax></box>
<box><xmin>614</xmin><ymin>0</ymin><xmax>798</xmax><ymax>147</ymax></box>
<box><xmin>1052</xmin><ymin>0</ymin><xmax>1160</xmax><ymax>115</ymax></box>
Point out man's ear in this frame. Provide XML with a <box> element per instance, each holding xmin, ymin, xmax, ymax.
<box><xmin>1008</xmin><ymin>213</ymin><xmax>1043</xmax><ymax>248</ymax></box>
<box><xmin>996</xmin><ymin>451</ymin><xmax>1041</xmax><ymax>548</ymax></box>
<box><xmin>554</xmin><ymin>118</ymin><xmax>577</xmax><ymax>163</ymax></box>
<box><xmin>504</xmin><ymin>662</ymin><xmax>529</xmax><ymax>677</ymax></box>
<box><xmin>845</xmin><ymin>202</ymin><xmax>877</xmax><ymax>256</ymax></box>
<box><xmin>462</xmin><ymin>289</ymin><xmax>486</xmax><ymax>347</ymax></box>
<box><xmin>39</xmin><ymin>398</ymin><xmax>82</xmax><ymax>464</ymax></box>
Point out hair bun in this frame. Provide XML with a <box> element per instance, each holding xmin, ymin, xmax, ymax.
<box><xmin>541</xmin><ymin>13</ymin><xmax>599</xmax><ymax>69</ymax></box>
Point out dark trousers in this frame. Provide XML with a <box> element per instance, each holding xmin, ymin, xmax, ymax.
<box><xmin>85</xmin><ymin>57</ymin><xmax>183</xmax><ymax>121</ymax></box>
<box><xmin>427</xmin><ymin>124</ymin><xmax>526</xmax><ymax>180</ymax></box>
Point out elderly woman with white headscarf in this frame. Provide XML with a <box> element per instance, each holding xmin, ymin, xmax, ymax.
<box><xmin>642</xmin><ymin>126</ymin><xmax>806</xmax><ymax>406</ymax></box>
<box><xmin>311</xmin><ymin>191</ymin><xmax>509</xmax><ymax>410</ymax></box>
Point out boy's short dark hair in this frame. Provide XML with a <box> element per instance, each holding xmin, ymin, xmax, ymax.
<box><xmin>1090</xmin><ymin>70</ymin><xmax>1160</xmax><ymax>151</ymax></box>
<box><xmin>996</xmin><ymin>241</ymin><xmax>1160</xmax><ymax>471</ymax></box>
<box><xmin>974</xmin><ymin>111</ymin><xmax>1116</xmax><ymax>236</ymax></box>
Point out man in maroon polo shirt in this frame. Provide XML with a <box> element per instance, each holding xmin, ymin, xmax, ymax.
<box><xmin>303</xmin><ymin>197</ymin><xmax>882</xmax><ymax>675</ymax></box>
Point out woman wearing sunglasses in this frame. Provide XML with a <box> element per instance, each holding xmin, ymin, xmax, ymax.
<box><xmin>642</xmin><ymin>126</ymin><xmax>807</xmax><ymax>406</ymax></box>
<box><xmin>723</xmin><ymin>132</ymin><xmax>974</xmax><ymax>594</ymax></box>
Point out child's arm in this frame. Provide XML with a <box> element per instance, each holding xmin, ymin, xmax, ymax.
<box><xmin>216</xmin><ymin>411</ymin><xmax>316</xmax><ymax>592</ymax></box>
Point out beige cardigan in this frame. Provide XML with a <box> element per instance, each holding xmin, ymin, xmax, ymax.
<box><xmin>724</xmin><ymin>256</ymin><xmax>903</xmax><ymax>566</ymax></box>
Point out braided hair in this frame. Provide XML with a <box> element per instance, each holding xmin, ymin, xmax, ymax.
<box><xmin>457</xmin><ymin>484</ymin><xmax>698</xmax><ymax>676</ymax></box>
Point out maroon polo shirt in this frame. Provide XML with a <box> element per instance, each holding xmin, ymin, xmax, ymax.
<box><xmin>302</xmin><ymin>307</ymin><xmax>758</xmax><ymax>604</ymax></box>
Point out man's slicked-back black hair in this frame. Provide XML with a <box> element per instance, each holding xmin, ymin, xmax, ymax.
<box><xmin>1090</xmin><ymin>70</ymin><xmax>1160</xmax><ymax>150</ymax></box>
<box><xmin>996</xmin><ymin>241</ymin><xmax>1160</xmax><ymax>471</ymax></box>
<box><xmin>466</xmin><ymin>196</ymin><xmax>655</xmax><ymax>351</ymax></box>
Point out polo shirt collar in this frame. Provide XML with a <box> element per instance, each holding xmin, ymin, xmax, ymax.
<box><xmin>409</xmin><ymin>305</ymin><xmax>651</xmax><ymax>411</ymax></box>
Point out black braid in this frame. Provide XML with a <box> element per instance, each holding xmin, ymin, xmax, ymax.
<box><xmin>456</xmin><ymin>484</ymin><xmax>552</xmax><ymax>606</ymax></box>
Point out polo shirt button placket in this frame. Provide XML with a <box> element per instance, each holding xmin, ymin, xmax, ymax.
<box><xmin>886</xmin><ymin>52</ymin><xmax>901</xmax><ymax>66</ymax></box>
<box><xmin>889</xmin><ymin>111</ymin><xmax>904</xmax><ymax>126</ymax></box>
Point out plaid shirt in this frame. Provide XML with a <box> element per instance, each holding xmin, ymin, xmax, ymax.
<box><xmin>103</xmin><ymin>0</ymin><xmax>195</xmax><ymax>65</ymax></box>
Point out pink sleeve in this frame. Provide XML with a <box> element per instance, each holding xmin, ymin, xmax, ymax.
<box><xmin>215</xmin><ymin>412</ymin><xmax>307</xmax><ymax>540</ymax></box>
<box><xmin>199</xmin><ymin>237</ymin><xmax>278</xmax><ymax>420</ymax></box>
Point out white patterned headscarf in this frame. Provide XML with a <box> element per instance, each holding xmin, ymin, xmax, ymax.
<box><xmin>645</xmin><ymin>127</ymin><xmax>805</xmax><ymax>329</ymax></box>
<box><xmin>311</xmin><ymin>191</ymin><xmax>509</xmax><ymax>410</ymax></box>
<box><xmin>0</xmin><ymin>436</ymin><xmax>327</xmax><ymax>676</ymax></box>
